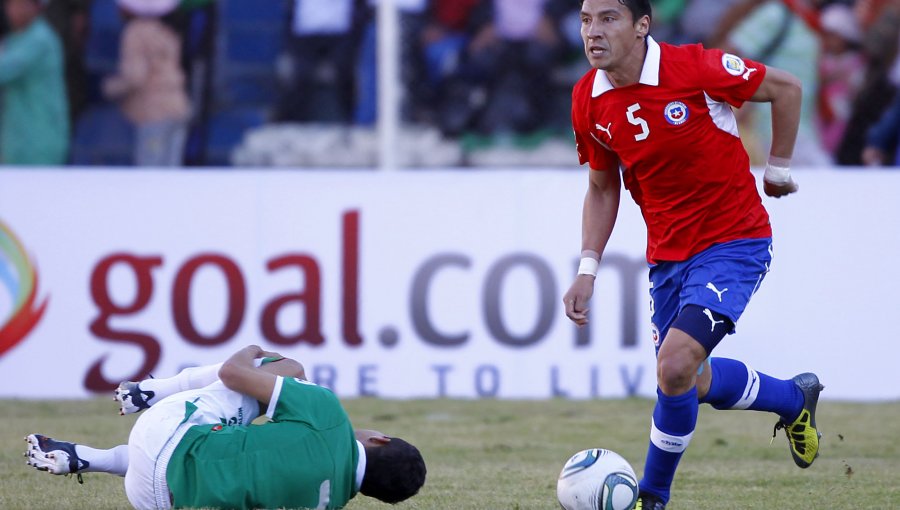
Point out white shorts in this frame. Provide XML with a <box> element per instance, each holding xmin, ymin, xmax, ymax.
<box><xmin>123</xmin><ymin>382</ymin><xmax>260</xmax><ymax>510</ymax></box>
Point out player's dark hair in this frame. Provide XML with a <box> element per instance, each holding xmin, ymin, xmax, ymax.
<box><xmin>360</xmin><ymin>437</ymin><xmax>426</xmax><ymax>504</ymax></box>
<box><xmin>580</xmin><ymin>0</ymin><xmax>653</xmax><ymax>22</ymax></box>
<box><xmin>622</xmin><ymin>0</ymin><xmax>652</xmax><ymax>21</ymax></box>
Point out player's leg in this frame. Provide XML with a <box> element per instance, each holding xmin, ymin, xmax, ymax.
<box><xmin>25</xmin><ymin>434</ymin><xmax>129</xmax><ymax>477</ymax></box>
<box><xmin>123</xmin><ymin>397</ymin><xmax>198</xmax><ymax>509</ymax></box>
<box><xmin>115</xmin><ymin>362</ymin><xmax>225</xmax><ymax>415</ymax></box>
<box><xmin>639</xmin><ymin>239</ymin><xmax>780</xmax><ymax>506</ymax></box>
<box><xmin>690</xmin><ymin>240</ymin><xmax>823</xmax><ymax>468</ymax></box>
<box><xmin>700</xmin><ymin>357</ymin><xmax>807</xmax><ymax>421</ymax></box>
<box><xmin>638</xmin><ymin>310</ymin><xmax>718</xmax><ymax>507</ymax></box>
<box><xmin>116</xmin><ymin>356</ymin><xmax>305</xmax><ymax>415</ymax></box>
<box><xmin>121</xmin><ymin>352</ymin><xmax>306</xmax><ymax>507</ymax></box>
<box><xmin>636</xmin><ymin>262</ymin><xmax>703</xmax><ymax>508</ymax></box>
<box><xmin>700</xmin><ymin>357</ymin><xmax>823</xmax><ymax>467</ymax></box>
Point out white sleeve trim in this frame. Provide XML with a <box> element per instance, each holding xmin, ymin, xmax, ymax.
<box><xmin>355</xmin><ymin>440</ymin><xmax>367</xmax><ymax>492</ymax></box>
<box><xmin>704</xmin><ymin>92</ymin><xmax>740</xmax><ymax>137</ymax></box>
<box><xmin>265</xmin><ymin>376</ymin><xmax>284</xmax><ymax>419</ymax></box>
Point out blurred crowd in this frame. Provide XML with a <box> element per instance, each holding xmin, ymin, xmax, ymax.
<box><xmin>1</xmin><ymin>0</ymin><xmax>899</xmax><ymax>167</ymax></box>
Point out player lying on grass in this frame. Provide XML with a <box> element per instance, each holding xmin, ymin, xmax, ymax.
<box><xmin>24</xmin><ymin>345</ymin><xmax>426</xmax><ymax>510</ymax></box>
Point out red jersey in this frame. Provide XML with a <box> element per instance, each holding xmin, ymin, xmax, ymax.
<box><xmin>572</xmin><ymin>38</ymin><xmax>773</xmax><ymax>263</ymax></box>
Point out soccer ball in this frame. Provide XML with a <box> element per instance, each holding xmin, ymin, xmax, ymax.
<box><xmin>557</xmin><ymin>448</ymin><xmax>639</xmax><ymax>510</ymax></box>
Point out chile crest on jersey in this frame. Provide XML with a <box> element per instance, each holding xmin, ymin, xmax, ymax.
<box><xmin>664</xmin><ymin>101</ymin><xmax>689</xmax><ymax>126</ymax></box>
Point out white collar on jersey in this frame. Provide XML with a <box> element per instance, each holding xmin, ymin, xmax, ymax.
<box><xmin>356</xmin><ymin>440</ymin><xmax>366</xmax><ymax>491</ymax></box>
<box><xmin>592</xmin><ymin>35</ymin><xmax>661</xmax><ymax>97</ymax></box>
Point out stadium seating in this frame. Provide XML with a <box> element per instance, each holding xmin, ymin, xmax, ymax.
<box><xmin>204</xmin><ymin>107</ymin><xmax>269</xmax><ymax>167</ymax></box>
<box><xmin>205</xmin><ymin>0</ymin><xmax>284</xmax><ymax>164</ymax></box>
<box><xmin>212</xmin><ymin>0</ymin><xmax>286</xmax><ymax>110</ymax></box>
<box><xmin>74</xmin><ymin>0</ymin><xmax>285</xmax><ymax>166</ymax></box>
<box><xmin>84</xmin><ymin>0</ymin><xmax>123</xmax><ymax>76</ymax></box>
<box><xmin>69</xmin><ymin>104</ymin><xmax>135</xmax><ymax>167</ymax></box>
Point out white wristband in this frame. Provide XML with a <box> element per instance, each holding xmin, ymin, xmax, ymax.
<box><xmin>764</xmin><ymin>163</ymin><xmax>791</xmax><ymax>184</ymax></box>
<box><xmin>577</xmin><ymin>257</ymin><xmax>599</xmax><ymax>277</ymax></box>
<box><xmin>764</xmin><ymin>155</ymin><xmax>792</xmax><ymax>185</ymax></box>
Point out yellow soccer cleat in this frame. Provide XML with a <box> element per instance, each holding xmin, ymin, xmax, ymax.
<box><xmin>634</xmin><ymin>491</ymin><xmax>666</xmax><ymax>510</ymax></box>
<box><xmin>773</xmin><ymin>372</ymin><xmax>824</xmax><ymax>468</ymax></box>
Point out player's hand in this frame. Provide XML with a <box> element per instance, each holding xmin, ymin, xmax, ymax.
<box><xmin>259</xmin><ymin>349</ymin><xmax>283</xmax><ymax>359</ymax></box>
<box><xmin>243</xmin><ymin>345</ymin><xmax>282</xmax><ymax>360</ymax></box>
<box><xmin>563</xmin><ymin>275</ymin><xmax>595</xmax><ymax>326</ymax></box>
<box><xmin>763</xmin><ymin>177</ymin><xmax>799</xmax><ymax>198</ymax></box>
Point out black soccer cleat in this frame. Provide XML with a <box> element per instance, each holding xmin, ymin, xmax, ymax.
<box><xmin>634</xmin><ymin>490</ymin><xmax>666</xmax><ymax>510</ymax></box>
<box><xmin>24</xmin><ymin>434</ymin><xmax>89</xmax><ymax>476</ymax></box>
<box><xmin>773</xmin><ymin>372</ymin><xmax>824</xmax><ymax>468</ymax></box>
<box><xmin>114</xmin><ymin>381</ymin><xmax>154</xmax><ymax>415</ymax></box>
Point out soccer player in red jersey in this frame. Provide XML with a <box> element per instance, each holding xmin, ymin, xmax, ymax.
<box><xmin>564</xmin><ymin>1</ymin><xmax>823</xmax><ymax>508</ymax></box>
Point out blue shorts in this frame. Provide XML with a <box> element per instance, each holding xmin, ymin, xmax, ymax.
<box><xmin>648</xmin><ymin>238</ymin><xmax>773</xmax><ymax>352</ymax></box>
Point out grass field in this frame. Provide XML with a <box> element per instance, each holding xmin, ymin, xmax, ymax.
<box><xmin>2</xmin><ymin>398</ymin><xmax>898</xmax><ymax>509</ymax></box>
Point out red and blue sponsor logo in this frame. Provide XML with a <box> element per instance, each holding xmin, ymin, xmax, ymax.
<box><xmin>0</xmin><ymin>221</ymin><xmax>48</xmax><ymax>357</ymax></box>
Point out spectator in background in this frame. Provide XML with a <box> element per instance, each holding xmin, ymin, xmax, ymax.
<box><xmin>675</xmin><ymin>0</ymin><xmax>742</xmax><ymax>45</ymax></box>
<box><xmin>862</xmin><ymin>91</ymin><xmax>900</xmax><ymax>165</ymax></box>
<box><xmin>0</xmin><ymin>0</ymin><xmax>68</xmax><ymax>165</ymax></box>
<box><xmin>855</xmin><ymin>0</ymin><xmax>895</xmax><ymax>27</ymax></box>
<box><xmin>442</xmin><ymin>0</ymin><xmax>565</xmax><ymax>136</ymax></box>
<box><xmin>866</xmin><ymin>1</ymin><xmax>900</xmax><ymax>166</ymax></box>
<box><xmin>710</xmin><ymin>0</ymin><xmax>830</xmax><ymax>166</ymax></box>
<box><xmin>414</xmin><ymin>0</ymin><xmax>485</xmax><ymax>126</ymax></box>
<box><xmin>816</xmin><ymin>3</ymin><xmax>865</xmax><ymax>155</ymax></box>
<box><xmin>43</xmin><ymin>0</ymin><xmax>91</xmax><ymax>126</ymax></box>
<box><xmin>407</xmin><ymin>0</ymin><xmax>486</xmax><ymax>133</ymax></box>
<box><xmin>278</xmin><ymin>0</ymin><xmax>368</xmax><ymax>123</ymax></box>
<box><xmin>835</xmin><ymin>0</ymin><xmax>900</xmax><ymax>165</ymax></box>
<box><xmin>648</xmin><ymin>0</ymin><xmax>687</xmax><ymax>43</ymax></box>
<box><xmin>103</xmin><ymin>0</ymin><xmax>190</xmax><ymax>167</ymax></box>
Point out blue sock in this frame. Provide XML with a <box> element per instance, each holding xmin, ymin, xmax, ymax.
<box><xmin>639</xmin><ymin>387</ymin><xmax>698</xmax><ymax>503</ymax></box>
<box><xmin>700</xmin><ymin>357</ymin><xmax>804</xmax><ymax>422</ymax></box>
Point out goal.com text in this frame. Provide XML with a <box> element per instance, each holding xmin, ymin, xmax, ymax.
<box><xmin>83</xmin><ymin>210</ymin><xmax>649</xmax><ymax>395</ymax></box>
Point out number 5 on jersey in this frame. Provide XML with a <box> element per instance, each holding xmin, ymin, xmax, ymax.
<box><xmin>626</xmin><ymin>103</ymin><xmax>650</xmax><ymax>141</ymax></box>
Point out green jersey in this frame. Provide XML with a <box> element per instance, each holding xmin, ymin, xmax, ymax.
<box><xmin>167</xmin><ymin>377</ymin><xmax>359</xmax><ymax>509</ymax></box>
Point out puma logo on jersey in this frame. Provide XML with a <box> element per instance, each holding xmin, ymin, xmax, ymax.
<box><xmin>703</xmin><ymin>308</ymin><xmax>725</xmax><ymax>332</ymax></box>
<box><xmin>742</xmin><ymin>67</ymin><xmax>757</xmax><ymax>81</ymax></box>
<box><xmin>595</xmin><ymin>122</ymin><xmax>613</xmax><ymax>140</ymax></box>
<box><xmin>706</xmin><ymin>282</ymin><xmax>728</xmax><ymax>302</ymax></box>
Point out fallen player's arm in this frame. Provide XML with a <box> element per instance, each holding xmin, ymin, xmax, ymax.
<box><xmin>260</xmin><ymin>356</ymin><xmax>306</xmax><ymax>380</ymax></box>
<box><xmin>218</xmin><ymin>345</ymin><xmax>290</xmax><ymax>405</ymax></box>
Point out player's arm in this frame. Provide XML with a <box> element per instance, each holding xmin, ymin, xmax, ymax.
<box><xmin>563</xmin><ymin>166</ymin><xmax>621</xmax><ymax>326</ymax></box>
<box><xmin>218</xmin><ymin>345</ymin><xmax>301</xmax><ymax>405</ymax></box>
<box><xmin>749</xmin><ymin>65</ymin><xmax>802</xmax><ymax>198</ymax></box>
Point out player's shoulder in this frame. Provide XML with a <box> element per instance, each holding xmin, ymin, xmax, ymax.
<box><xmin>282</xmin><ymin>376</ymin><xmax>330</xmax><ymax>393</ymax></box>
<box><xmin>659</xmin><ymin>41</ymin><xmax>713</xmax><ymax>66</ymax></box>
<box><xmin>572</xmin><ymin>68</ymin><xmax>598</xmax><ymax>98</ymax></box>
<box><xmin>280</xmin><ymin>377</ymin><xmax>343</xmax><ymax>406</ymax></box>
<box><xmin>275</xmin><ymin>377</ymin><xmax>350</xmax><ymax>427</ymax></box>
<box><xmin>658</xmin><ymin>41</ymin><xmax>746</xmax><ymax>83</ymax></box>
